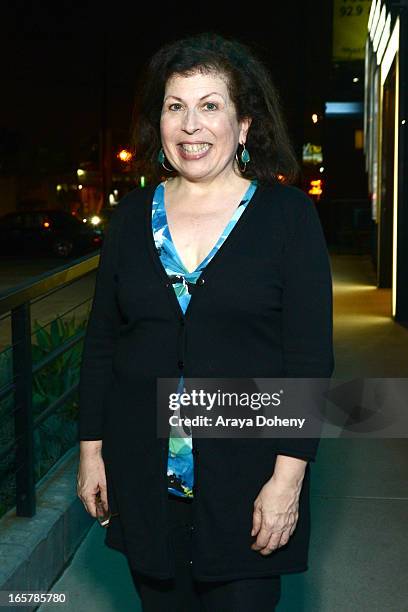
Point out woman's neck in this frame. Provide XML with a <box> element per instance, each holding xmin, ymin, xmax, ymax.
<box><xmin>165</xmin><ymin>168</ymin><xmax>251</xmax><ymax>200</ymax></box>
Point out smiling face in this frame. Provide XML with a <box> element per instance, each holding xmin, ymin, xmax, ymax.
<box><xmin>160</xmin><ymin>70</ymin><xmax>251</xmax><ymax>182</ymax></box>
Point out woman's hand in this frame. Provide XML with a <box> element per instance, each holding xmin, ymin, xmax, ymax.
<box><xmin>77</xmin><ymin>441</ymin><xmax>108</xmax><ymax>519</ymax></box>
<box><xmin>251</xmin><ymin>472</ymin><xmax>303</xmax><ymax>556</ymax></box>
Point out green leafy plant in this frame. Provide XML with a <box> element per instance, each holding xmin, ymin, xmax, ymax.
<box><xmin>0</xmin><ymin>348</ymin><xmax>14</xmax><ymax>518</ymax></box>
<box><xmin>0</xmin><ymin>308</ymin><xmax>90</xmax><ymax>518</ymax></box>
<box><xmin>31</xmin><ymin>312</ymin><xmax>90</xmax><ymax>480</ymax></box>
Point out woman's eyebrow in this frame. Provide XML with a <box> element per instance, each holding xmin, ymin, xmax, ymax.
<box><xmin>164</xmin><ymin>92</ymin><xmax>225</xmax><ymax>102</ymax></box>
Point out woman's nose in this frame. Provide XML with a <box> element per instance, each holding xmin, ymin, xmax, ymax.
<box><xmin>182</xmin><ymin>108</ymin><xmax>201</xmax><ymax>133</ymax></box>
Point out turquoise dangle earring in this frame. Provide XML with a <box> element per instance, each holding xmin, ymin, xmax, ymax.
<box><xmin>157</xmin><ymin>147</ymin><xmax>173</xmax><ymax>172</ymax></box>
<box><xmin>235</xmin><ymin>142</ymin><xmax>251</xmax><ymax>173</ymax></box>
<box><xmin>241</xmin><ymin>144</ymin><xmax>251</xmax><ymax>164</ymax></box>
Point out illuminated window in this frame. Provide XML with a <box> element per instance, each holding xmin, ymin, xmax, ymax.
<box><xmin>355</xmin><ymin>129</ymin><xmax>364</xmax><ymax>149</ymax></box>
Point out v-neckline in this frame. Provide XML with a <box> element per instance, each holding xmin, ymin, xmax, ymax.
<box><xmin>145</xmin><ymin>181</ymin><xmax>266</xmax><ymax>322</ymax></box>
<box><xmin>159</xmin><ymin>180</ymin><xmax>258</xmax><ymax>276</ymax></box>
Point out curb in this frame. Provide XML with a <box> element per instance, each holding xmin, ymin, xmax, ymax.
<box><xmin>0</xmin><ymin>446</ymin><xmax>93</xmax><ymax>611</ymax></box>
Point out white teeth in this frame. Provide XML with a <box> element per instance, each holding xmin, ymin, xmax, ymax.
<box><xmin>181</xmin><ymin>143</ymin><xmax>211</xmax><ymax>153</ymax></box>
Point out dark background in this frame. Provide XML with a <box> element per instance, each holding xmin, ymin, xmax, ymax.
<box><xmin>0</xmin><ymin>0</ymin><xmax>333</xmax><ymax>171</ymax></box>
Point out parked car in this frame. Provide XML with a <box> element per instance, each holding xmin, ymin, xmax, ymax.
<box><xmin>0</xmin><ymin>209</ymin><xmax>103</xmax><ymax>257</ymax></box>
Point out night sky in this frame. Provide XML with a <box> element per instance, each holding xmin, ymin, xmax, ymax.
<box><xmin>1</xmin><ymin>1</ymin><xmax>332</xmax><ymax>167</ymax></box>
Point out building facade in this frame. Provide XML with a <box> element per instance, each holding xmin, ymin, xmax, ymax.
<box><xmin>364</xmin><ymin>0</ymin><xmax>408</xmax><ymax>323</ymax></box>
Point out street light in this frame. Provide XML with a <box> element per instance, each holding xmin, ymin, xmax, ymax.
<box><xmin>117</xmin><ymin>149</ymin><xmax>133</xmax><ymax>163</ymax></box>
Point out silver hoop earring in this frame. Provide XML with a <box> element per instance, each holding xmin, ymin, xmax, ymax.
<box><xmin>162</xmin><ymin>160</ymin><xmax>174</xmax><ymax>172</ymax></box>
<box><xmin>235</xmin><ymin>142</ymin><xmax>250</xmax><ymax>173</ymax></box>
<box><xmin>157</xmin><ymin>147</ymin><xmax>174</xmax><ymax>172</ymax></box>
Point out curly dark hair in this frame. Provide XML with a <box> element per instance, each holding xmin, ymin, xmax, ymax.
<box><xmin>131</xmin><ymin>32</ymin><xmax>300</xmax><ymax>185</ymax></box>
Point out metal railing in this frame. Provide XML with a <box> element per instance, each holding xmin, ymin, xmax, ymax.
<box><xmin>0</xmin><ymin>253</ymin><xmax>99</xmax><ymax>517</ymax></box>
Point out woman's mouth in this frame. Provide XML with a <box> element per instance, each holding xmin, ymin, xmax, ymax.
<box><xmin>178</xmin><ymin>143</ymin><xmax>212</xmax><ymax>160</ymax></box>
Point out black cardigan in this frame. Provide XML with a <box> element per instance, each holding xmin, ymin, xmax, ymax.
<box><xmin>78</xmin><ymin>181</ymin><xmax>335</xmax><ymax>580</ymax></box>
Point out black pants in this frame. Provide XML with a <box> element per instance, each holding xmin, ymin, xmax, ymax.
<box><xmin>130</xmin><ymin>494</ymin><xmax>281</xmax><ymax>612</ymax></box>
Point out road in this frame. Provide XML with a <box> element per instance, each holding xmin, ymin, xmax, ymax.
<box><xmin>0</xmin><ymin>255</ymin><xmax>96</xmax><ymax>352</ymax></box>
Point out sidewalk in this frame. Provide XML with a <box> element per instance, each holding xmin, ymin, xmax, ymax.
<box><xmin>38</xmin><ymin>253</ymin><xmax>408</xmax><ymax>611</ymax></box>
<box><xmin>37</xmin><ymin>521</ymin><xmax>140</xmax><ymax>612</ymax></box>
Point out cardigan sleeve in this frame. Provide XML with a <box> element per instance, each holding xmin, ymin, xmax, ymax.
<box><xmin>276</xmin><ymin>190</ymin><xmax>335</xmax><ymax>462</ymax></box>
<box><xmin>77</xmin><ymin>203</ymin><xmax>125</xmax><ymax>441</ymax></box>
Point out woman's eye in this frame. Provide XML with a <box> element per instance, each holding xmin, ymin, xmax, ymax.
<box><xmin>169</xmin><ymin>103</ymin><xmax>183</xmax><ymax>111</ymax></box>
<box><xmin>204</xmin><ymin>102</ymin><xmax>217</xmax><ymax>111</ymax></box>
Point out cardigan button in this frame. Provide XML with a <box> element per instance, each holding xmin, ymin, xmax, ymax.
<box><xmin>197</xmin><ymin>277</ymin><xmax>205</xmax><ymax>285</ymax></box>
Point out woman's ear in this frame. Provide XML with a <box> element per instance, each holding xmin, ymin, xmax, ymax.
<box><xmin>240</xmin><ymin>116</ymin><xmax>252</xmax><ymax>143</ymax></box>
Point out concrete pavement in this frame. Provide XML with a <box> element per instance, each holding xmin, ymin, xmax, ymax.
<box><xmin>37</xmin><ymin>252</ymin><xmax>408</xmax><ymax>611</ymax></box>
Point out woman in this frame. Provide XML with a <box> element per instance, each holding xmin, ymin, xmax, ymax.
<box><xmin>77</xmin><ymin>33</ymin><xmax>334</xmax><ymax>611</ymax></box>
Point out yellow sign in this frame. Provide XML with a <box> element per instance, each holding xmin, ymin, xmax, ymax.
<box><xmin>333</xmin><ymin>0</ymin><xmax>371</xmax><ymax>62</ymax></box>
<box><xmin>308</xmin><ymin>179</ymin><xmax>323</xmax><ymax>197</ymax></box>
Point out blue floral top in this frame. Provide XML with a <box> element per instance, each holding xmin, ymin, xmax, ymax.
<box><xmin>151</xmin><ymin>179</ymin><xmax>258</xmax><ymax>498</ymax></box>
